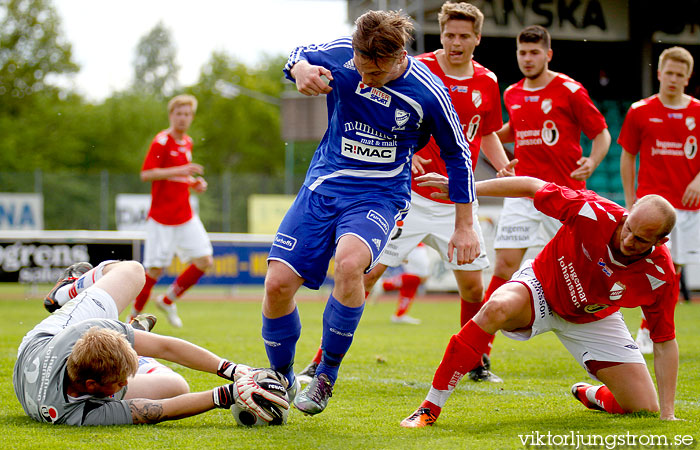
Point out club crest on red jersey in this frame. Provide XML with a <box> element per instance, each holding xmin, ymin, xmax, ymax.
<box><xmin>686</xmin><ymin>116</ymin><xmax>696</xmax><ymax>131</ymax></box>
<box><xmin>541</xmin><ymin>98</ymin><xmax>553</xmax><ymax>114</ymax></box>
<box><xmin>685</xmin><ymin>136</ymin><xmax>697</xmax><ymax>159</ymax></box>
<box><xmin>541</xmin><ymin>120</ymin><xmax>560</xmax><ymax>146</ymax></box>
<box><xmin>609</xmin><ymin>281</ymin><xmax>626</xmax><ymax>301</ymax></box>
<box><xmin>472</xmin><ymin>90</ymin><xmax>482</xmax><ymax>108</ymax></box>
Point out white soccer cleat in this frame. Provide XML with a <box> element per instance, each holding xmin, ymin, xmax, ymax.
<box><xmin>635</xmin><ymin>327</ymin><xmax>653</xmax><ymax>354</ymax></box>
<box><xmin>155</xmin><ymin>295</ymin><xmax>183</xmax><ymax>328</ymax></box>
<box><xmin>391</xmin><ymin>314</ymin><xmax>421</xmax><ymax>325</ymax></box>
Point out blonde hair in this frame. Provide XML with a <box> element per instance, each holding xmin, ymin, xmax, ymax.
<box><xmin>438</xmin><ymin>2</ymin><xmax>484</xmax><ymax>36</ymax></box>
<box><xmin>659</xmin><ymin>46</ymin><xmax>694</xmax><ymax>77</ymax></box>
<box><xmin>352</xmin><ymin>10</ymin><xmax>414</xmax><ymax>64</ymax></box>
<box><xmin>168</xmin><ymin>94</ymin><xmax>198</xmax><ymax>115</ymax></box>
<box><xmin>67</xmin><ymin>327</ymin><xmax>138</xmax><ymax>385</ymax></box>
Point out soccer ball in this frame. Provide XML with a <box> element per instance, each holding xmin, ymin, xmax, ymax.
<box><xmin>231</xmin><ymin>370</ymin><xmax>290</xmax><ymax>426</ymax></box>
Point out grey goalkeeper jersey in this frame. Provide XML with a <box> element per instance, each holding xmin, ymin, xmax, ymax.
<box><xmin>13</xmin><ymin>318</ymin><xmax>135</xmax><ymax>425</ymax></box>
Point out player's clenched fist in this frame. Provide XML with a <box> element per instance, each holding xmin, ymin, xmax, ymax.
<box><xmin>291</xmin><ymin>60</ymin><xmax>334</xmax><ymax>96</ymax></box>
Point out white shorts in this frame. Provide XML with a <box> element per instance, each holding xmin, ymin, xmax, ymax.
<box><xmin>493</xmin><ymin>197</ymin><xmax>562</xmax><ymax>249</ymax></box>
<box><xmin>378</xmin><ymin>193</ymin><xmax>489</xmax><ymax>271</ymax></box>
<box><xmin>17</xmin><ymin>287</ymin><xmax>117</xmax><ymax>356</ymax></box>
<box><xmin>143</xmin><ymin>216</ymin><xmax>213</xmax><ymax>268</ymax></box>
<box><xmin>502</xmin><ymin>262</ymin><xmax>645</xmax><ymax>381</ymax></box>
<box><xmin>667</xmin><ymin>209</ymin><xmax>700</xmax><ymax>265</ymax></box>
<box><xmin>401</xmin><ymin>245</ymin><xmax>432</xmax><ymax>278</ymax></box>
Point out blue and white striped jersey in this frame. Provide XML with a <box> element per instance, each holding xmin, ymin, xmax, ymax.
<box><xmin>284</xmin><ymin>37</ymin><xmax>475</xmax><ymax>205</ymax></box>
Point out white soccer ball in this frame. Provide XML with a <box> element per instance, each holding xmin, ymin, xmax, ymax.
<box><xmin>231</xmin><ymin>370</ymin><xmax>290</xmax><ymax>426</ymax></box>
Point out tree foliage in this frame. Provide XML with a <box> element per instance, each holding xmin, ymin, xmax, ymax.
<box><xmin>0</xmin><ymin>0</ymin><xmax>78</xmax><ymax>114</ymax></box>
<box><xmin>191</xmin><ymin>52</ymin><xmax>287</xmax><ymax>175</ymax></box>
<box><xmin>132</xmin><ymin>21</ymin><xmax>179</xmax><ymax>98</ymax></box>
<box><xmin>0</xmin><ymin>0</ymin><xmax>293</xmax><ymax>179</ymax></box>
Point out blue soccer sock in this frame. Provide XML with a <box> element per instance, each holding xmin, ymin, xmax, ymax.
<box><xmin>262</xmin><ymin>307</ymin><xmax>301</xmax><ymax>385</ymax></box>
<box><xmin>316</xmin><ymin>295</ymin><xmax>365</xmax><ymax>384</ymax></box>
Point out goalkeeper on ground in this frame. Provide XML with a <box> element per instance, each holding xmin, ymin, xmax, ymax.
<box><xmin>13</xmin><ymin>260</ymin><xmax>288</xmax><ymax>425</ymax></box>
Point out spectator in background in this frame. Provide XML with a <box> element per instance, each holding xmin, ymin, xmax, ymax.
<box><xmin>129</xmin><ymin>94</ymin><xmax>214</xmax><ymax>328</ymax></box>
<box><xmin>619</xmin><ymin>46</ymin><xmax>700</xmax><ymax>352</ymax></box>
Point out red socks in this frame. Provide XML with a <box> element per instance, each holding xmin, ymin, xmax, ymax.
<box><xmin>170</xmin><ymin>264</ymin><xmax>205</xmax><ymax>298</ymax></box>
<box><xmin>133</xmin><ymin>273</ymin><xmax>158</xmax><ymax>312</ymax></box>
<box><xmin>395</xmin><ymin>274</ymin><xmax>421</xmax><ymax>316</ymax></box>
<box><xmin>432</xmin><ymin>320</ymin><xmax>494</xmax><ymax>390</ymax></box>
<box><xmin>484</xmin><ymin>275</ymin><xmax>508</xmax><ymax>303</ymax></box>
<box><xmin>593</xmin><ymin>386</ymin><xmax>626</xmax><ymax>414</ymax></box>
<box><xmin>311</xmin><ymin>346</ymin><xmax>323</xmax><ymax>365</ymax></box>
<box><xmin>459</xmin><ymin>298</ymin><xmax>484</xmax><ymax>327</ymax></box>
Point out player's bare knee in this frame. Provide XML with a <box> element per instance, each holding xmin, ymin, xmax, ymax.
<box><xmin>475</xmin><ymin>300</ymin><xmax>510</xmax><ymax>330</ymax></box>
<box><xmin>168</xmin><ymin>373</ymin><xmax>190</xmax><ymax>396</ymax></box>
<box><xmin>622</xmin><ymin>397</ymin><xmax>659</xmax><ymax>414</ymax></box>
<box><xmin>333</xmin><ymin>254</ymin><xmax>366</xmax><ymax>280</ymax></box>
<box><xmin>264</xmin><ymin>275</ymin><xmax>296</xmax><ymax>301</ymax></box>
<box><xmin>458</xmin><ymin>284</ymin><xmax>484</xmax><ymax>303</ymax></box>
<box><xmin>147</xmin><ymin>267</ymin><xmax>164</xmax><ymax>280</ymax></box>
<box><xmin>117</xmin><ymin>260</ymin><xmax>146</xmax><ymax>280</ymax></box>
<box><xmin>194</xmin><ymin>255</ymin><xmax>214</xmax><ymax>271</ymax></box>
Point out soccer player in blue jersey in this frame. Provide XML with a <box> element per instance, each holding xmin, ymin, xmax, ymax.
<box><xmin>261</xmin><ymin>10</ymin><xmax>480</xmax><ymax>416</ymax></box>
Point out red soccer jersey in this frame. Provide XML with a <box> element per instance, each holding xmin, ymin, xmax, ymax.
<box><xmin>618</xmin><ymin>94</ymin><xmax>700</xmax><ymax>210</ymax></box>
<box><xmin>411</xmin><ymin>55</ymin><xmax>503</xmax><ymax>204</ymax></box>
<box><xmin>142</xmin><ymin>130</ymin><xmax>194</xmax><ymax>225</ymax></box>
<box><xmin>530</xmin><ymin>183</ymin><xmax>677</xmax><ymax>342</ymax></box>
<box><xmin>503</xmin><ymin>74</ymin><xmax>607</xmax><ymax>190</ymax></box>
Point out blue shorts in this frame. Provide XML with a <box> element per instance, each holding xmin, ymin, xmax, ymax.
<box><xmin>268</xmin><ymin>187</ymin><xmax>409</xmax><ymax>289</ymax></box>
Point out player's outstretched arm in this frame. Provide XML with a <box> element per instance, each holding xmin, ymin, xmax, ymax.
<box><xmin>133</xmin><ymin>331</ymin><xmax>249</xmax><ymax>380</ymax></box>
<box><xmin>653</xmin><ymin>338</ymin><xmax>680</xmax><ymax>420</ymax></box>
<box><xmin>416</xmin><ymin>173</ymin><xmax>546</xmax><ymax>200</ymax></box>
<box><xmin>128</xmin><ymin>391</ymin><xmax>216</xmax><ymax>424</ymax></box>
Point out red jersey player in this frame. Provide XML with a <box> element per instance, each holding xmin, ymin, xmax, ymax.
<box><xmin>295</xmin><ymin>1</ymin><xmax>514</xmax><ymax>385</ymax></box>
<box><xmin>128</xmin><ymin>95</ymin><xmax>214</xmax><ymax>328</ymax></box>
<box><xmin>486</xmin><ymin>25</ymin><xmax>611</xmax><ymax>313</ymax></box>
<box><xmin>401</xmin><ymin>174</ymin><xmax>680</xmax><ymax>427</ymax></box>
<box><xmin>619</xmin><ymin>46</ymin><xmax>700</xmax><ymax>352</ymax></box>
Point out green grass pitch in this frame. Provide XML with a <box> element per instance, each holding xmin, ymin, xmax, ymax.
<box><xmin>1</xmin><ymin>284</ymin><xmax>698</xmax><ymax>449</ymax></box>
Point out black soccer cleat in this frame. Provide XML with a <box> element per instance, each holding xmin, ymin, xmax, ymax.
<box><xmin>296</xmin><ymin>361</ymin><xmax>318</xmax><ymax>385</ymax></box>
<box><xmin>44</xmin><ymin>262</ymin><xmax>93</xmax><ymax>313</ymax></box>
<box><xmin>468</xmin><ymin>353</ymin><xmax>504</xmax><ymax>383</ymax></box>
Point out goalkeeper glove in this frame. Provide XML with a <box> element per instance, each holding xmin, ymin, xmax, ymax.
<box><xmin>217</xmin><ymin>359</ymin><xmax>252</xmax><ymax>382</ymax></box>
